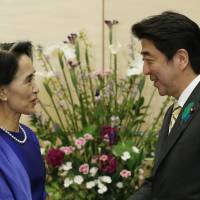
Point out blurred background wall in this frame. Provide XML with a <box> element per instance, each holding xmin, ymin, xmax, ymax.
<box><xmin>0</xmin><ymin>0</ymin><xmax>200</xmax><ymax>124</ymax></box>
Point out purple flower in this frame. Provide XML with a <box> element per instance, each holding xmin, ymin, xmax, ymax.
<box><xmin>46</xmin><ymin>148</ymin><xmax>65</xmax><ymax>167</ymax></box>
<box><xmin>104</xmin><ymin>20</ymin><xmax>119</xmax><ymax>29</ymax></box>
<box><xmin>95</xmin><ymin>89</ymin><xmax>100</xmax><ymax>97</ymax></box>
<box><xmin>100</xmin><ymin>125</ymin><xmax>117</xmax><ymax>145</ymax></box>
<box><xmin>98</xmin><ymin>154</ymin><xmax>117</xmax><ymax>174</ymax></box>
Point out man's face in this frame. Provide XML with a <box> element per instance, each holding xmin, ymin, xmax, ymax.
<box><xmin>141</xmin><ymin>39</ymin><xmax>179</xmax><ymax>97</ymax></box>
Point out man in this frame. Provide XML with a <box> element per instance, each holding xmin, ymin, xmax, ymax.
<box><xmin>128</xmin><ymin>11</ymin><xmax>200</xmax><ymax>200</ymax></box>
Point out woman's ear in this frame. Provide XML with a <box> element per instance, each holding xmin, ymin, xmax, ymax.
<box><xmin>173</xmin><ymin>49</ymin><xmax>189</xmax><ymax>71</ymax></box>
<box><xmin>0</xmin><ymin>87</ymin><xmax>7</xmax><ymax>101</ymax></box>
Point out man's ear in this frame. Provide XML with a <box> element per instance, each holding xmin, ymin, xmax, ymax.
<box><xmin>0</xmin><ymin>86</ymin><xmax>7</xmax><ymax>101</ymax></box>
<box><xmin>173</xmin><ymin>49</ymin><xmax>189</xmax><ymax>71</ymax></box>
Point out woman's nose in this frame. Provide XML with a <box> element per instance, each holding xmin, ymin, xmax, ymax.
<box><xmin>33</xmin><ymin>82</ymin><xmax>39</xmax><ymax>94</ymax></box>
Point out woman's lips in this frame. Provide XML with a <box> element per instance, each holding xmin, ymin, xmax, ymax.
<box><xmin>31</xmin><ymin>98</ymin><xmax>38</xmax><ymax>105</ymax></box>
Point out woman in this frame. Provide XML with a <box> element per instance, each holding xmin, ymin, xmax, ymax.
<box><xmin>0</xmin><ymin>42</ymin><xmax>46</xmax><ymax>199</ymax></box>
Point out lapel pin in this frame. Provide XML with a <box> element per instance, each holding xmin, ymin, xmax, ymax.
<box><xmin>190</xmin><ymin>107</ymin><xmax>195</xmax><ymax>114</ymax></box>
<box><xmin>181</xmin><ymin>102</ymin><xmax>195</xmax><ymax>122</ymax></box>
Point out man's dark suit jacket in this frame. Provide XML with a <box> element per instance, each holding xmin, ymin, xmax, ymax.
<box><xmin>128</xmin><ymin>82</ymin><xmax>200</xmax><ymax>200</ymax></box>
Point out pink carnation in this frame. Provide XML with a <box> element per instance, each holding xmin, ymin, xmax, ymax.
<box><xmin>84</xmin><ymin>133</ymin><xmax>94</xmax><ymax>141</ymax></box>
<box><xmin>60</xmin><ymin>146</ymin><xmax>75</xmax><ymax>155</ymax></box>
<box><xmin>75</xmin><ymin>137</ymin><xmax>86</xmax><ymax>149</ymax></box>
<box><xmin>120</xmin><ymin>169</ymin><xmax>132</xmax><ymax>178</ymax></box>
<box><xmin>79</xmin><ymin>163</ymin><xmax>89</xmax><ymax>174</ymax></box>
<box><xmin>99</xmin><ymin>154</ymin><xmax>108</xmax><ymax>162</ymax></box>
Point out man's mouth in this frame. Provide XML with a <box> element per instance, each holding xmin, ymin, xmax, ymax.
<box><xmin>150</xmin><ymin>76</ymin><xmax>158</xmax><ymax>82</ymax></box>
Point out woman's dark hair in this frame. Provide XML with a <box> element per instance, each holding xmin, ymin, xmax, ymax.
<box><xmin>0</xmin><ymin>41</ymin><xmax>33</xmax><ymax>85</ymax></box>
<box><xmin>0</xmin><ymin>41</ymin><xmax>33</xmax><ymax>60</ymax></box>
<box><xmin>0</xmin><ymin>51</ymin><xmax>18</xmax><ymax>85</ymax></box>
<box><xmin>132</xmin><ymin>11</ymin><xmax>200</xmax><ymax>74</ymax></box>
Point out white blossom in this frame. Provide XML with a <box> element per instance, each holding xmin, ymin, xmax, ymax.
<box><xmin>97</xmin><ymin>182</ymin><xmax>108</xmax><ymax>194</ymax></box>
<box><xmin>86</xmin><ymin>181</ymin><xmax>96</xmax><ymax>189</ymax></box>
<box><xmin>109</xmin><ymin>41</ymin><xmax>121</xmax><ymax>55</ymax></box>
<box><xmin>40</xmin><ymin>148</ymin><xmax>45</xmax><ymax>155</ymax></box>
<box><xmin>64</xmin><ymin>178</ymin><xmax>73</xmax><ymax>188</ymax></box>
<box><xmin>132</xmin><ymin>146</ymin><xmax>140</xmax><ymax>154</ymax></box>
<box><xmin>89</xmin><ymin>167</ymin><xmax>98</xmax><ymax>177</ymax></box>
<box><xmin>59</xmin><ymin>162</ymin><xmax>72</xmax><ymax>171</ymax></box>
<box><xmin>74</xmin><ymin>175</ymin><xmax>84</xmax><ymax>185</ymax></box>
<box><xmin>116</xmin><ymin>182</ymin><xmax>124</xmax><ymax>188</ymax></box>
<box><xmin>99</xmin><ymin>176</ymin><xmax>112</xmax><ymax>184</ymax></box>
<box><xmin>126</xmin><ymin>52</ymin><xmax>143</xmax><ymax>76</ymax></box>
<box><xmin>60</xmin><ymin>44</ymin><xmax>76</xmax><ymax>60</ymax></box>
<box><xmin>43</xmin><ymin>43</ymin><xmax>76</xmax><ymax>60</ymax></box>
<box><xmin>121</xmin><ymin>151</ymin><xmax>131</xmax><ymax>161</ymax></box>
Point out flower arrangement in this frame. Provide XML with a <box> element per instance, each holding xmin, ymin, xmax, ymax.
<box><xmin>31</xmin><ymin>20</ymin><xmax>169</xmax><ymax>200</ymax></box>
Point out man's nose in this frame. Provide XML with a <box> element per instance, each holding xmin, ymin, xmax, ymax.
<box><xmin>143</xmin><ymin>62</ymin><xmax>151</xmax><ymax>75</ymax></box>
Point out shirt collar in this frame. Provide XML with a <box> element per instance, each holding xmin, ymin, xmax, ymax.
<box><xmin>178</xmin><ymin>74</ymin><xmax>200</xmax><ymax>107</ymax></box>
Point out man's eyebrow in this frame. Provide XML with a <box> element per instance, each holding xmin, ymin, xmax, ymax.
<box><xmin>141</xmin><ymin>51</ymin><xmax>151</xmax><ymax>57</ymax></box>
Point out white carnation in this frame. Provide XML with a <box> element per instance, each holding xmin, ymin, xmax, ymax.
<box><xmin>97</xmin><ymin>183</ymin><xmax>108</xmax><ymax>194</ymax></box>
<box><xmin>74</xmin><ymin>175</ymin><xmax>84</xmax><ymax>185</ymax></box>
<box><xmin>121</xmin><ymin>151</ymin><xmax>131</xmax><ymax>161</ymax></box>
<box><xmin>132</xmin><ymin>146</ymin><xmax>140</xmax><ymax>154</ymax></box>
<box><xmin>99</xmin><ymin>176</ymin><xmax>112</xmax><ymax>184</ymax></box>
<box><xmin>86</xmin><ymin>181</ymin><xmax>96</xmax><ymax>189</ymax></box>
<box><xmin>89</xmin><ymin>167</ymin><xmax>98</xmax><ymax>177</ymax></box>
<box><xmin>116</xmin><ymin>182</ymin><xmax>124</xmax><ymax>188</ymax></box>
<box><xmin>59</xmin><ymin>162</ymin><xmax>72</xmax><ymax>171</ymax></box>
<box><xmin>64</xmin><ymin>178</ymin><xmax>73</xmax><ymax>188</ymax></box>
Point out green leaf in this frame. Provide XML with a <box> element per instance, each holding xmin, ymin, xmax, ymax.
<box><xmin>112</xmin><ymin>140</ymin><xmax>135</xmax><ymax>157</ymax></box>
<box><xmin>138</xmin><ymin>76</ymin><xmax>145</xmax><ymax>93</ymax></box>
<box><xmin>43</xmin><ymin>82</ymin><xmax>53</xmax><ymax>97</ymax></box>
<box><xmin>75</xmin><ymin>42</ymin><xmax>80</xmax><ymax>62</ymax></box>
<box><xmin>58</xmin><ymin>51</ymin><xmax>64</xmax><ymax>69</ymax></box>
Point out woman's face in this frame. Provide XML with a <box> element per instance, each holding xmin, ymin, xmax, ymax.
<box><xmin>4</xmin><ymin>54</ymin><xmax>39</xmax><ymax>115</ymax></box>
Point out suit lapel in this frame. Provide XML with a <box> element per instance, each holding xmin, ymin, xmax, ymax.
<box><xmin>153</xmin><ymin>105</ymin><xmax>173</xmax><ymax>175</ymax></box>
<box><xmin>153</xmin><ymin>81</ymin><xmax>200</xmax><ymax>175</ymax></box>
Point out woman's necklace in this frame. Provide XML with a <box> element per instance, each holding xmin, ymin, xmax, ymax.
<box><xmin>0</xmin><ymin>125</ymin><xmax>27</xmax><ymax>144</ymax></box>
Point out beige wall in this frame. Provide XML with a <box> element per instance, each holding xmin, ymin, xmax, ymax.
<box><xmin>0</xmin><ymin>0</ymin><xmax>199</xmax><ymax>124</ymax></box>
